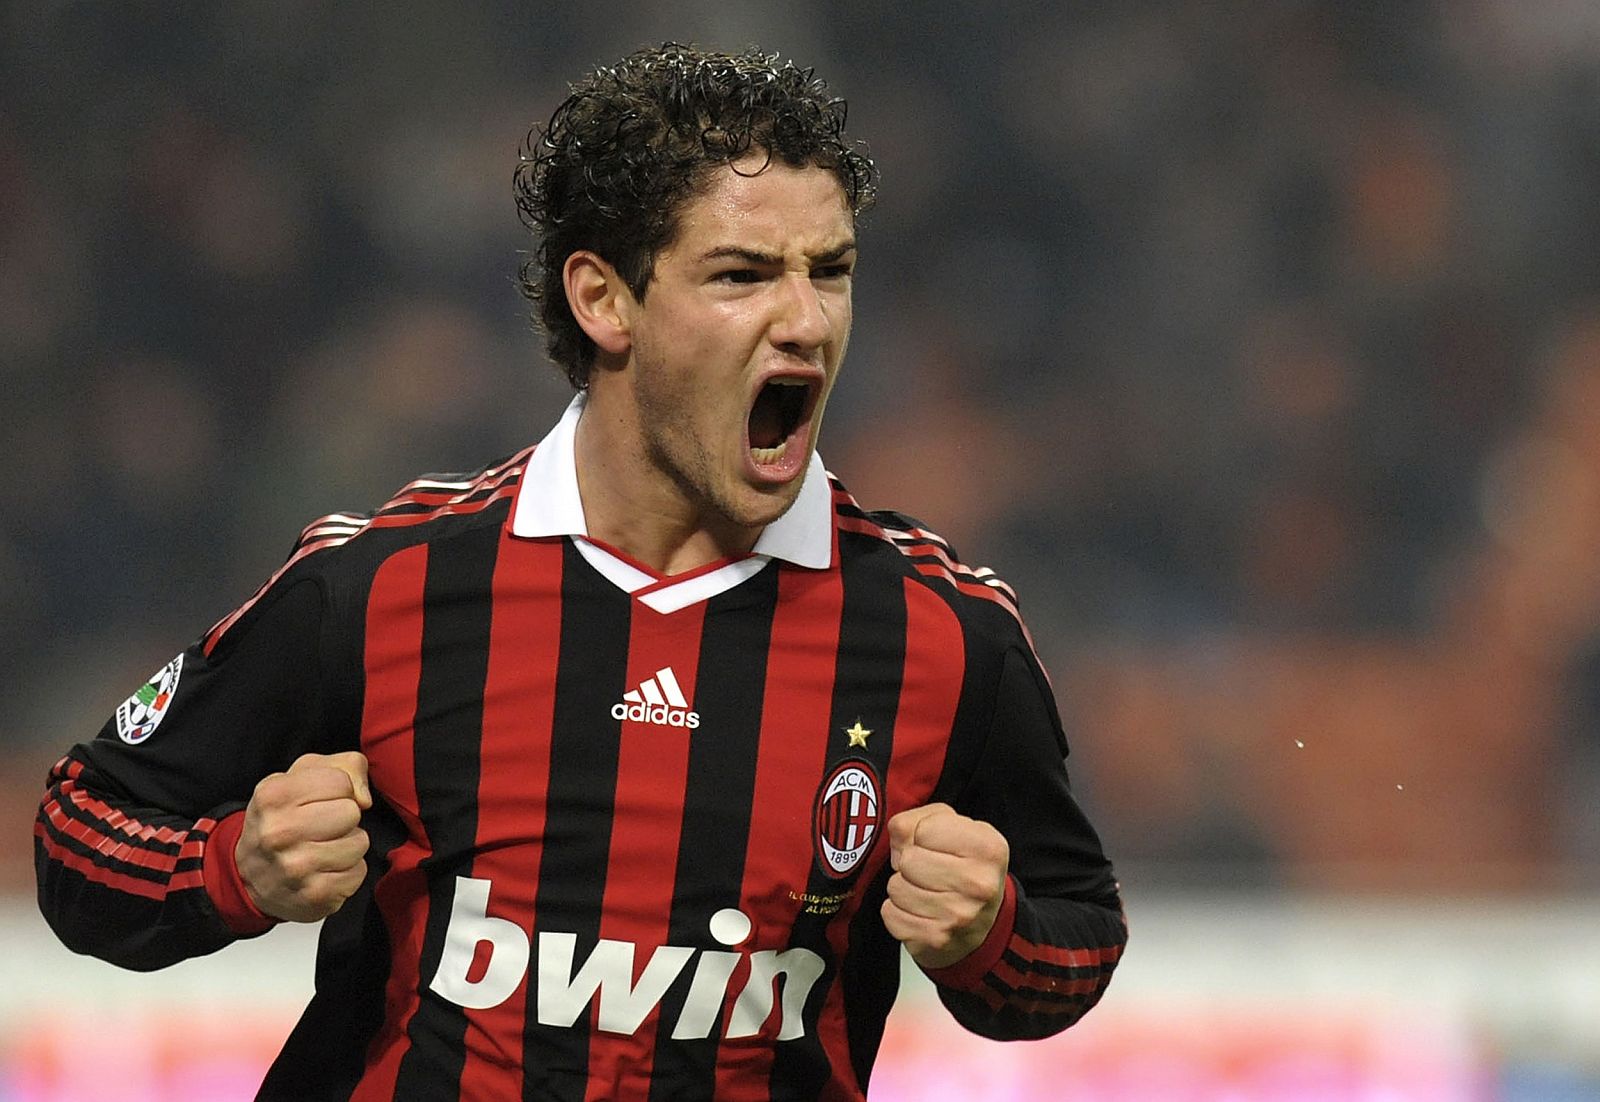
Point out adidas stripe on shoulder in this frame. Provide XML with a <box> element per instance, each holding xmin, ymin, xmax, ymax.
<box><xmin>827</xmin><ymin>474</ymin><xmax>1049</xmax><ymax>675</ymax></box>
<box><xmin>829</xmin><ymin>477</ymin><xmax>1021</xmax><ymax>612</ymax></box>
<box><xmin>202</xmin><ymin>448</ymin><xmax>533</xmax><ymax>655</ymax></box>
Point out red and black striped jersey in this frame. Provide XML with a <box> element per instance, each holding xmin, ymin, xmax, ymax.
<box><xmin>36</xmin><ymin>418</ymin><xmax>1126</xmax><ymax>1100</ymax></box>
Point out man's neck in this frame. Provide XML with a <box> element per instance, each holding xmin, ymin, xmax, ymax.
<box><xmin>573</xmin><ymin>400</ymin><xmax>759</xmax><ymax>577</ymax></box>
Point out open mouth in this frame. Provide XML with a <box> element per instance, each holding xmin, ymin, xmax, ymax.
<box><xmin>747</xmin><ymin>377</ymin><xmax>816</xmax><ymax>467</ymax></box>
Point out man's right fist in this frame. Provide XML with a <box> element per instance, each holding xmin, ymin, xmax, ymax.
<box><xmin>236</xmin><ymin>751</ymin><xmax>373</xmax><ymax>923</ymax></box>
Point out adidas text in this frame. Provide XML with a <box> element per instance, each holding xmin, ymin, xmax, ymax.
<box><xmin>611</xmin><ymin>701</ymin><xmax>701</xmax><ymax>728</ymax></box>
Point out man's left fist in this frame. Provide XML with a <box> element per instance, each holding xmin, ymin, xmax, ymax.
<box><xmin>880</xmin><ymin>802</ymin><xmax>1009</xmax><ymax>969</ymax></box>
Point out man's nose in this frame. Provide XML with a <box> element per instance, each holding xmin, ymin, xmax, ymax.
<box><xmin>770</xmin><ymin>273</ymin><xmax>831</xmax><ymax>354</ymax></box>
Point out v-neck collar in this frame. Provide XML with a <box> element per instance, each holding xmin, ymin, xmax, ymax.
<box><xmin>508</xmin><ymin>392</ymin><xmax>834</xmax><ymax>611</ymax></box>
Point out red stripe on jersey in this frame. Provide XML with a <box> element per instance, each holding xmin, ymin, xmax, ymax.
<box><xmin>714</xmin><ymin>564</ymin><xmax>843</xmax><ymax>1101</ymax></box>
<box><xmin>203</xmin><ymin>452</ymin><xmax>531</xmax><ymax>655</ymax></box>
<box><xmin>386</xmin><ymin>452</ymin><xmax>527</xmax><ymax>502</ymax></box>
<box><xmin>455</xmin><ymin>535</ymin><xmax>565</xmax><ymax>1101</ymax></box>
<box><xmin>888</xmin><ymin>576</ymin><xmax>965</xmax><ymax>799</ymax></box>
<box><xmin>812</xmin><ymin>576</ymin><xmax>967</xmax><ymax>1100</ymax></box>
<box><xmin>350</xmin><ymin>544</ymin><xmax>432</xmax><ymax>1102</ymax></box>
<box><xmin>582</xmin><ymin>598</ymin><xmax>707</xmax><ymax>1099</ymax></box>
<box><xmin>897</xmin><ymin>533</ymin><xmax>1018</xmax><ymax>604</ymax></box>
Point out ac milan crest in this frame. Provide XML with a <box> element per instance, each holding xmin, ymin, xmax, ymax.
<box><xmin>115</xmin><ymin>654</ymin><xmax>183</xmax><ymax>745</ymax></box>
<box><xmin>813</xmin><ymin>760</ymin><xmax>883</xmax><ymax>879</ymax></box>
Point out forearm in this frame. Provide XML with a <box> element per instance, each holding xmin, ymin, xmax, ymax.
<box><xmin>926</xmin><ymin>639</ymin><xmax>1128</xmax><ymax>1039</ymax></box>
<box><xmin>34</xmin><ymin>748</ymin><xmax>255</xmax><ymax>970</ymax></box>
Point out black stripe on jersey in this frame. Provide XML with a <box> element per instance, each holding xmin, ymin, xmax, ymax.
<box><xmin>830</xmin><ymin>499</ymin><xmax>873</xmax><ymax>524</ymax></box>
<box><xmin>771</xmin><ymin>533</ymin><xmax>908</xmax><ymax>1100</ymax></box>
<box><xmin>927</xmin><ymin>618</ymin><xmax>997</xmax><ymax>809</ymax></box>
<box><xmin>392</xmin><ymin>524</ymin><xmax>502</xmax><ymax>1098</ymax></box>
<box><xmin>521</xmin><ymin>540</ymin><xmax>633</xmax><ymax>1102</ymax></box>
<box><xmin>647</xmin><ymin>564</ymin><xmax>781</xmax><ymax>1101</ymax></box>
<box><xmin>256</xmin><ymin>817</ymin><xmax>406</xmax><ymax>1101</ymax></box>
<box><xmin>841</xmin><ymin>868</ymin><xmax>901</xmax><ymax>1094</ymax></box>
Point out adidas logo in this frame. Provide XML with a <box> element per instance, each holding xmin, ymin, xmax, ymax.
<box><xmin>611</xmin><ymin>667</ymin><xmax>701</xmax><ymax>729</ymax></box>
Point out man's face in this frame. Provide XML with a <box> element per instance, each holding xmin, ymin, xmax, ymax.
<box><xmin>622</xmin><ymin>156</ymin><xmax>855</xmax><ymax>536</ymax></box>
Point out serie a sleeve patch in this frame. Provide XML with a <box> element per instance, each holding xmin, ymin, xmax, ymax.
<box><xmin>114</xmin><ymin>653</ymin><xmax>184</xmax><ymax>745</ymax></box>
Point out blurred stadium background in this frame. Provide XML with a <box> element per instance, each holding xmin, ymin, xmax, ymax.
<box><xmin>4</xmin><ymin>2</ymin><xmax>1599</xmax><ymax>1099</ymax></box>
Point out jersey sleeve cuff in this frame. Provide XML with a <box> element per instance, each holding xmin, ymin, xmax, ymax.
<box><xmin>920</xmin><ymin>874</ymin><xmax>1018</xmax><ymax>992</ymax></box>
<box><xmin>202</xmin><ymin>810</ymin><xmax>277</xmax><ymax>935</ymax></box>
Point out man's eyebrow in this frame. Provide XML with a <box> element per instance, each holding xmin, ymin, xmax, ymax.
<box><xmin>810</xmin><ymin>240</ymin><xmax>858</xmax><ymax>265</ymax></box>
<box><xmin>699</xmin><ymin>240</ymin><xmax>858</xmax><ymax>265</ymax></box>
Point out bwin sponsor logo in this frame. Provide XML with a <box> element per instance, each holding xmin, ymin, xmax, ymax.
<box><xmin>431</xmin><ymin>876</ymin><xmax>824</xmax><ymax>1039</ymax></box>
<box><xmin>611</xmin><ymin>666</ymin><xmax>701</xmax><ymax>729</ymax></box>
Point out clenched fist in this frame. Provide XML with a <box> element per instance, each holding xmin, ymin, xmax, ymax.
<box><xmin>236</xmin><ymin>751</ymin><xmax>372</xmax><ymax>923</ymax></box>
<box><xmin>880</xmin><ymin>803</ymin><xmax>1009</xmax><ymax>969</ymax></box>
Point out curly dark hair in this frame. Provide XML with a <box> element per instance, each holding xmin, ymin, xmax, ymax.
<box><xmin>515</xmin><ymin>43</ymin><xmax>878</xmax><ymax>387</ymax></box>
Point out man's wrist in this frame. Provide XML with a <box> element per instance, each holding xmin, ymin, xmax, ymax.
<box><xmin>201</xmin><ymin>810</ymin><xmax>277</xmax><ymax>935</ymax></box>
<box><xmin>919</xmin><ymin>875</ymin><xmax>1017</xmax><ymax>990</ymax></box>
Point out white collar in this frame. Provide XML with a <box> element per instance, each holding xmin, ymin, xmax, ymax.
<box><xmin>509</xmin><ymin>392</ymin><xmax>834</xmax><ymax>609</ymax></box>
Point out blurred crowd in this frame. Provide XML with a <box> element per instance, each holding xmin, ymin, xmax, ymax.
<box><xmin>5</xmin><ymin>1</ymin><xmax>1600</xmax><ymax>893</ymax></box>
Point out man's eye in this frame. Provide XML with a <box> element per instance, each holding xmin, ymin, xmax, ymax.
<box><xmin>716</xmin><ymin>269</ymin><xmax>762</xmax><ymax>284</ymax></box>
<box><xmin>813</xmin><ymin>264</ymin><xmax>853</xmax><ymax>280</ymax></box>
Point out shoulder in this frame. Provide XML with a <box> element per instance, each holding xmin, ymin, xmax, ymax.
<box><xmin>828</xmin><ymin>473</ymin><xmax>1038</xmax><ymax>658</ymax></box>
<box><xmin>202</xmin><ymin>446</ymin><xmax>535</xmax><ymax>654</ymax></box>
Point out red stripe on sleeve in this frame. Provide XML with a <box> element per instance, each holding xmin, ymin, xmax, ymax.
<box><xmin>33</xmin><ymin>813</ymin><xmax>207</xmax><ymax>898</ymax></box>
<box><xmin>40</xmin><ymin>797</ymin><xmax>186</xmax><ymax>876</ymax></box>
<box><xmin>36</xmin><ymin>756</ymin><xmax>211</xmax><ymax>893</ymax></box>
<box><xmin>1014</xmin><ymin>936</ymin><xmax>1126</xmax><ymax>972</ymax></box>
<box><xmin>991</xmin><ymin>953</ymin><xmax>1112</xmax><ymax>1001</ymax></box>
<box><xmin>349</xmin><ymin>543</ymin><xmax>433</xmax><ymax>1102</ymax></box>
<box><xmin>984</xmin><ymin>935</ymin><xmax>1124</xmax><ymax>1019</ymax></box>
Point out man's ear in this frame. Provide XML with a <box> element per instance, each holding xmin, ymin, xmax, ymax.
<box><xmin>563</xmin><ymin>250</ymin><xmax>635</xmax><ymax>357</ymax></box>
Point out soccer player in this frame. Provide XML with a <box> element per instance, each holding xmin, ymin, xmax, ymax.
<box><xmin>35</xmin><ymin>43</ymin><xmax>1127</xmax><ymax>1101</ymax></box>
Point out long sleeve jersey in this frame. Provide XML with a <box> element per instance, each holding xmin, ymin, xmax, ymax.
<box><xmin>36</xmin><ymin>429</ymin><xmax>1126</xmax><ymax>1102</ymax></box>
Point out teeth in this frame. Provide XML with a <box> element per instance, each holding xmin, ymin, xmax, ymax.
<box><xmin>771</xmin><ymin>378</ymin><xmax>809</xmax><ymax>388</ymax></box>
<box><xmin>751</xmin><ymin>440</ymin><xmax>789</xmax><ymax>465</ymax></box>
